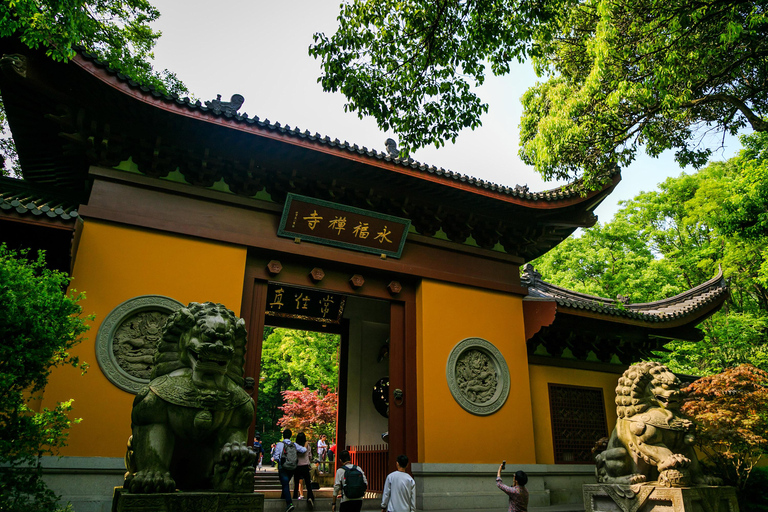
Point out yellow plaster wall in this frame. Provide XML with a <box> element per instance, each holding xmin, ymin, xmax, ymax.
<box><xmin>416</xmin><ymin>279</ymin><xmax>535</xmax><ymax>464</ymax></box>
<box><xmin>528</xmin><ymin>364</ymin><xmax>619</xmax><ymax>464</ymax></box>
<box><xmin>40</xmin><ymin>220</ymin><xmax>247</xmax><ymax>457</ymax></box>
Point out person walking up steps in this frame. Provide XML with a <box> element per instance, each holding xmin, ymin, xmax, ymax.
<box><xmin>272</xmin><ymin>428</ymin><xmax>307</xmax><ymax>512</ymax></box>
<box><xmin>252</xmin><ymin>434</ymin><xmax>264</xmax><ymax>471</ymax></box>
<box><xmin>332</xmin><ymin>450</ymin><xmax>368</xmax><ymax>512</ymax></box>
<box><xmin>496</xmin><ymin>462</ymin><xmax>528</xmax><ymax>512</ymax></box>
<box><xmin>380</xmin><ymin>454</ymin><xmax>415</xmax><ymax>512</ymax></box>
<box><xmin>292</xmin><ymin>432</ymin><xmax>315</xmax><ymax>509</ymax></box>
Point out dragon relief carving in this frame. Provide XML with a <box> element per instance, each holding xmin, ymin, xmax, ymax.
<box><xmin>595</xmin><ymin>362</ymin><xmax>721</xmax><ymax>487</ymax></box>
<box><xmin>113</xmin><ymin>311</ymin><xmax>167</xmax><ymax>380</ymax></box>
<box><xmin>124</xmin><ymin>302</ymin><xmax>255</xmax><ymax>493</ymax></box>
<box><xmin>456</xmin><ymin>350</ymin><xmax>498</xmax><ymax>404</ymax></box>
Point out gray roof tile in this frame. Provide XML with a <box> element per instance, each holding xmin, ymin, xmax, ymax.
<box><xmin>0</xmin><ymin>178</ymin><xmax>79</xmax><ymax>221</ymax></box>
<box><xmin>76</xmin><ymin>49</ymin><xmax>618</xmax><ymax>203</ymax></box>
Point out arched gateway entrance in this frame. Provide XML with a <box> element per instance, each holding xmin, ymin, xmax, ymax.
<box><xmin>240</xmin><ymin>255</ymin><xmax>417</xmax><ymax>480</ymax></box>
<box><xmin>0</xmin><ymin>39</ymin><xmax>729</xmax><ymax>511</ymax></box>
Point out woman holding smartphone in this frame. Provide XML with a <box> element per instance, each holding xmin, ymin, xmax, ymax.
<box><xmin>495</xmin><ymin>462</ymin><xmax>528</xmax><ymax>512</ymax></box>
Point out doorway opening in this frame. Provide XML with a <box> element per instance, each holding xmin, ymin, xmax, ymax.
<box><xmin>252</xmin><ymin>290</ymin><xmax>392</xmax><ymax>492</ymax></box>
<box><xmin>255</xmin><ymin>326</ymin><xmax>341</xmax><ymax>475</ymax></box>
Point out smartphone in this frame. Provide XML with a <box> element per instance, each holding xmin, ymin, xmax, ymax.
<box><xmin>501</xmin><ymin>460</ymin><xmax>506</xmax><ymax>470</ymax></box>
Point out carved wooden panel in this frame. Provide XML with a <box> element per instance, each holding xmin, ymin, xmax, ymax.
<box><xmin>548</xmin><ymin>384</ymin><xmax>608</xmax><ymax>464</ymax></box>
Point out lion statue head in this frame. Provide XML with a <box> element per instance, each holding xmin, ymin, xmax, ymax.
<box><xmin>615</xmin><ymin>361</ymin><xmax>685</xmax><ymax>418</ymax></box>
<box><xmin>151</xmin><ymin>302</ymin><xmax>247</xmax><ymax>387</ymax></box>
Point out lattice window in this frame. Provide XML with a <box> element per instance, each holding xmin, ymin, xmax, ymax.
<box><xmin>548</xmin><ymin>384</ymin><xmax>608</xmax><ymax>464</ymax></box>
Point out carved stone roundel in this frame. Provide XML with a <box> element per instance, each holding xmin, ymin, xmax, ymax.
<box><xmin>95</xmin><ymin>295</ymin><xmax>184</xmax><ymax>394</ymax></box>
<box><xmin>446</xmin><ymin>337</ymin><xmax>510</xmax><ymax>415</ymax></box>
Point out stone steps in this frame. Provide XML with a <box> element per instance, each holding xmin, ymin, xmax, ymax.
<box><xmin>263</xmin><ymin>497</ymin><xmax>383</xmax><ymax>512</ymax></box>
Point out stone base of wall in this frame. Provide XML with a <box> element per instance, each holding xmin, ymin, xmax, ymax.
<box><xmin>113</xmin><ymin>487</ymin><xmax>264</xmax><ymax>512</ymax></box>
<box><xmin>41</xmin><ymin>456</ymin><xmax>126</xmax><ymax>512</ymax></box>
<box><xmin>41</xmin><ymin>458</ymin><xmax>599</xmax><ymax>512</ymax></box>
<box><xmin>411</xmin><ymin>463</ymin><xmax>597</xmax><ymax>511</ymax></box>
<box><xmin>582</xmin><ymin>484</ymin><xmax>739</xmax><ymax>512</ymax></box>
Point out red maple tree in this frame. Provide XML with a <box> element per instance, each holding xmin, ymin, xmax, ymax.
<box><xmin>682</xmin><ymin>364</ymin><xmax>768</xmax><ymax>490</ymax></box>
<box><xmin>277</xmin><ymin>386</ymin><xmax>337</xmax><ymax>440</ymax></box>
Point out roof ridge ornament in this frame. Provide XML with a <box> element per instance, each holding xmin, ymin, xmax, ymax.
<box><xmin>204</xmin><ymin>94</ymin><xmax>245</xmax><ymax>115</ymax></box>
<box><xmin>385</xmin><ymin>138</ymin><xmax>399</xmax><ymax>158</ymax></box>
<box><xmin>521</xmin><ymin>263</ymin><xmax>541</xmax><ymax>286</ymax></box>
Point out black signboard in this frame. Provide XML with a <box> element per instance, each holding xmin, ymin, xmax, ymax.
<box><xmin>277</xmin><ymin>193</ymin><xmax>410</xmax><ymax>259</ymax></box>
<box><xmin>265</xmin><ymin>283</ymin><xmax>346</xmax><ymax>324</ymax></box>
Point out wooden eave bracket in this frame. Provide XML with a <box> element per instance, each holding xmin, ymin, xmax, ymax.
<box><xmin>523</xmin><ymin>299</ymin><xmax>558</xmax><ymax>342</ymax></box>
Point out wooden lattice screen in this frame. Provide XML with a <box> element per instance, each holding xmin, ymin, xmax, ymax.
<box><xmin>548</xmin><ymin>384</ymin><xmax>608</xmax><ymax>464</ymax></box>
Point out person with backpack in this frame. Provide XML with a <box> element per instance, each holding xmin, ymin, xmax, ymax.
<box><xmin>332</xmin><ymin>450</ymin><xmax>368</xmax><ymax>512</ymax></box>
<box><xmin>272</xmin><ymin>428</ymin><xmax>308</xmax><ymax>512</ymax></box>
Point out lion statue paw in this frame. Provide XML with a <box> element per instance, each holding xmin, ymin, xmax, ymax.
<box><xmin>125</xmin><ymin>470</ymin><xmax>176</xmax><ymax>493</ymax></box>
<box><xmin>213</xmin><ymin>441</ymin><xmax>257</xmax><ymax>492</ymax></box>
<box><xmin>658</xmin><ymin>453</ymin><xmax>691</xmax><ymax>472</ymax></box>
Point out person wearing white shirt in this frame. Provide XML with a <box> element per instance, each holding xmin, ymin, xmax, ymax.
<box><xmin>380</xmin><ymin>454</ymin><xmax>416</xmax><ymax>512</ymax></box>
<box><xmin>317</xmin><ymin>433</ymin><xmax>328</xmax><ymax>472</ymax></box>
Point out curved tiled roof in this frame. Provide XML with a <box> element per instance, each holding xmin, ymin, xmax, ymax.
<box><xmin>75</xmin><ymin>49</ymin><xmax>617</xmax><ymax>204</ymax></box>
<box><xmin>522</xmin><ymin>264</ymin><xmax>728</xmax><ymax>324</ymax></box>
<box><xmin>0</xmin><ymin>178</ymin><xmax>79</xmax><ymax>221</ymax></box>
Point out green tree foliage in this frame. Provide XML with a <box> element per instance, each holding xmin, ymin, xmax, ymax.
<box><xmin>714</xmin><ymin>132</ymin><xmax>768</xmax><ymax>248</ymax></box>
<box><xmin>0</xmin><ymin>0</ymin><xmax>188</xmax><ymax>176</ymax></box>
<box><xmin>520</xmin><ymin>0</ymin><xmax>768</xmax><ymax>185</ymax></box>
<box><xmin>310</xmin><ymin>0</ymin><xmax>767</xmax><ymax>186</ymax></box>
<box><xmin>256</xmin><ymin>328</ymin><xmax>340</xmax><ymax>435</ymax></box>
<box><xmin>309</xmin><ymin>0</ymin><xmax>564</xmax><ymax>154</ymax></box>
<box><xmin>0</xmin><ymin>245</ymin><xmax>90</xmax><ymax>511</ymax></box>
<box><xmin>532</xmin><ymin>132</ymin><xmax>768</xmax><ymax>374</ymax></box>
<box><xmin>682</xmin><ymin>365</ymin><xmax>768</xmax><ymax>495</ymax></box>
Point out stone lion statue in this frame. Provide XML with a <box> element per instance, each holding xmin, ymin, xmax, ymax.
<box><xmin>595</xmin><ymin>361</ymin><xmax>721</xmax><ymax>487</ymax></box>
<box><xmin>124</xmin><ymin>302</ymin><xmax>256</xmax><ymax>493</ymax></box>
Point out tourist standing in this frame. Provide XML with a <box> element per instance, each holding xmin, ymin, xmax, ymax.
<box><xmin>332</xmin><ymin>450</ymin><xmax>368</xmax><ymax>512</ymax></box>
<box><xmin>317</xmin><ymin>434</ymin><xmax>328</xmax><ymax>471</ymax></box>
<box><xmin>292</xmin><ymin>432</ymin><xmax>315</xmax><ymax>509</ymax></box>
<box><xmin>380</xmin><ymin>454</ymin><xmax>415</xmax><ymax>512</ymax></box>
<box><xmin>252</xmin><ymin>435</ymin><xmax>264</xmax><ymax>471</ymax></box>
<box><xmin>495</xmin><ymin>463</ymin><xmax>528</xmax><ymax>512</ymax></box>
<box><xmin>272</xmin><ymin>428</ymin><xmax>307</xmax><ymax>512</ymax></box>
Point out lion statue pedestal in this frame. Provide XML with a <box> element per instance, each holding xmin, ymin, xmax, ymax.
<box><xmin>112</xmin><ymin>302</ymin><xmax>263</xmax><ymax>512</ymax></box>
<box><xmin>583</xmin><ymin>484</ymin><xmax>738</xmax><ymax>512</ymax></box>
<box><xmin>583</xmin><ymin>362</ymin><xmax>739</xmax><ymax>512</ymax></box>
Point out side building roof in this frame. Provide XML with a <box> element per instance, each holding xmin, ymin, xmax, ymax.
<box><xmin>522</xmin><ymin>264</ymin><xmax>729</xmax><ymax>367</ymax></box>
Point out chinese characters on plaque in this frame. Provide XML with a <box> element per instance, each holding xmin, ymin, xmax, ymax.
<box><xmin>277</xmin><ymin>193</ymin><xmax>410</xmax><ymax>258</ymax></box>
<box><xmin>265</xmin><ymin>283</ymin><xmax>346</xmax><ymax>324</ymax></box>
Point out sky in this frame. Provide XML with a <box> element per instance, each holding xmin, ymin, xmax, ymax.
<box><xmin>148</xmin><ymin>0</ymin><xmax>743</xmax><ymax>222</ymax></box>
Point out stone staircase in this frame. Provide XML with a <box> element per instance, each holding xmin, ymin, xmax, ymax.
<box><xmin>261</xmin><ymin>497</ymin><xmax>383</xmax><ymax>512</ymax></box>
<box><xmin>254</xmin><ymin>469</ymin><xmax>283</xmax><ymax>493</ymax></box>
